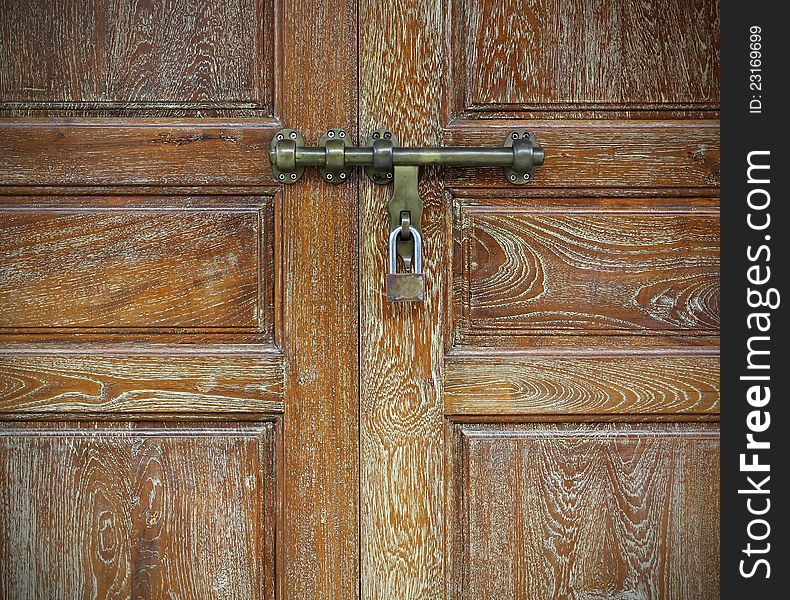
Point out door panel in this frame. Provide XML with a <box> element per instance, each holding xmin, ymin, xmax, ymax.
<box><xmin>0</xmin><ymin>197</ymin><xmax>272</xmax><ymax>332</ymax></box>
<box><xmin>444</xmin><ymin>354</ymin><xmax>719</xmax><ymax>417</ymax></box>
<box><xmin>361</xmin><ymin>0</ymin><xmax>719</xmax><ymax>598</ymax></box>
<box><xmin>0</xmin><ymin>422</ymin><xmax>277</xmax><ymax>599</ymax></box>
<box><xmin>0</xmin><ymin>122</ymin><xmax>278</xmax><ymax>188</ymax></box>
<box><xmin>455</xmin><ymin>203</ymin><xmax>720</xmax><ymax>339</ymax></box>
<box><xmin>0</xmin><ymin>352</ymin><xmax>283</xmax><ymax>416</ymax></box>
<box><xmin>443</xmin><ymin>122</ymin><xmax>720</xmax><ymax>189</ymax></box>
<box><xmin>1</xmin><ymin>0</ymin><xmax>359</xmax><ymax>598</ymax></box>
<box><xmin>451</xmin><ymin>0</ymin><xmax>719</xmax><ymax>117</ymax></box>
<box><xmin>450</xmin><ymin>423</ymin><xmax>720</xmax><ymax>599</ymax></box>
<box><xmin>0</xmin><ymin>0</ymin><xmax>274</xmax><ymax>116</ymax></box>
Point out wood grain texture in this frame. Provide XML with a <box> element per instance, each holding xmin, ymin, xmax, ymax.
<box><xmin>278</xmin><ymin>0</ymin><xmax>359</xmax><ymax>598</ymax></box>
<box><xmin>0</xmin><ymin>120</ymin><xmax>721</xmax><ymax>191</ymax></box>
<box><xmin>3</xmin><ymin>0</ymin><xmax>362</xmax><ymax>597</ymax></box>
<box><xmin>0</xmin><ymin>351</ymin><xmax>283</xmax><ymax>417</ymax></box>
<box><xmin>445</xmin><ymin>353</ymin><xmax>719</xmax><ymax>416</ymax></box>
<box><xmin>0</xmin><ymin>0</ymin><xmax>274</xmax><ymax>116</ymax></box>
<box><xmin>360</xmin><ymin>1</ymin><xmax>447</xmax><ymax>597</ymax></box>
<box><xmin>444</xmin><ymin>120</ymin><xmax>720</xmax><ymax>189</ymax></box>
<box><xmin>454</xmin><ymin>204</ymin><xmax>719</xmax><ymax>343</ymax></box>
<box><xmin>0</xmin><ymin>421</ymin><xmax>277</xmax><ymax>599</ymax></box>
<box><xmin>449</xmin><ymin>422</ymin><xmax>720</xmax><ymax>599</ymax></box>
<box><xmin>0</xmin><ymin>119</ymin><xmax>279</xmax><ymax>187</ymax></box>
<box><xmin>453</xmin><ymin>0</ymin><xmax>719</xmax><ymax>115</ymax></box>
<box><xmin>0</xmin><ymin>0</ymin><xmax>721</xmax><ymax>595</ymax></box>
<box><xmin>0</xmin><ymin>197</ymin><xmax>273</xmax><ymax>335</ymax></box>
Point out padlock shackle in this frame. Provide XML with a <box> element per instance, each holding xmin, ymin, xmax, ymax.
<box><xmin>388</xmin><ymin>226</ymin><xmax>422</xmax><ymax>274</ymax></box>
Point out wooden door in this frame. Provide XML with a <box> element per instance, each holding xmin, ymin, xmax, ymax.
<box><xmin>0</xmin><ymin>0</ymin><xmax>358</xmax><ymax>598</ymax></box>
<box><xmin>1</xmin><ymin>0</ymin><xmax>719</xmax><ymax>598</ymax></box>
<box><xmin>359</xmin><ymin>0</ymin><xmax>720</xmax><ymax>598</ymax></box>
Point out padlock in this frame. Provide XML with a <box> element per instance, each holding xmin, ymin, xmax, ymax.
<box><xmin>386</xmin><ymin>225</ymin><xmax>424</xmax><ymax>302</ymax></box>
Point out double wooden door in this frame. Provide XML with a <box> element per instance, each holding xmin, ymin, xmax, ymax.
<box><xmin>1</xmin><ymin>0</ymin><xmax>719</xmax><ymax>598</ymax></box>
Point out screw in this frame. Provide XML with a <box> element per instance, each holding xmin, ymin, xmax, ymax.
<box><xmin>523</xmin><ymin>173</ymin><xmax>530</xmax><ymax>181</ymax></box>
<box><xmin>278</xmin><ymin>173</ymin><xmax>285</xmax><ymax>181</ymax></box>
<box><xmin>339</xmin><ymin>172</ymin><xmax>347</xmax><ymax>180</ymax></box>
<box><xmin>523</xmin><ymin>132</ymin><xmax>530</xmax><ymax>139</ymax></box>
<box><xmin>327</xmin><ymin>130</ymin><xmax>335</xmax><ymax>138</ymax></box>
<box><xmin>509</xmin><ymin>174</ymin><xmax>517</xmax><ymax>182</ymax></box>
<box><xmin>326</xmin><ymin>173</ymin><xmax>334</xmax><ymax>180</ymax></box>
<box><xmin>339</xmin><ymin>131</ymin><xmax>346</xmax><ymax>138</ymax></box>
<box><xmin>512</xmin><ymin>132</ymin><xmax>519</xmax><ymax>139</ymax></box>
<box><xmin>289</xmin><ymin>131</ymin><xmax>297</xmax><ymax>139</ymax></box>
<box><xmin>373</xmin><ymin>173</ymin><xmax>381</xmax><ymax>181</ymax></box>
<box><xmin>290</xmin><ymin>173</ymin><xmax>297</xmax><ymax>180</ymax></box>
<box><xmin>277</xmin><ymin>133</ymin><xmax>284</xmax><ymax>140</ymax></box>
<box><xmin>384</xmin><ymin>132</ymin><xmax>391</xmax><ymax>139</ymax></box>
<box><xmin>386</xmin><ymin>172</ymin><xmax>392</xmax><ymax>179</ymax></box>
<box><xmin>373</xmin><ymin>132</ymin><xmax>380</xmax><ymax>139</ymax></box>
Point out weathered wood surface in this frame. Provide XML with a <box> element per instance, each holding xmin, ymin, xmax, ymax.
<box><xmin>454</xmin><ymin>207</ymin><xmax>719</xmax><ymax>341</ymax></box>
<box><xmin>444</xmin><ymin>121</ymin><xmax>720</xmax><ymax>189</ymax></box>
<box><xmin>359</xmin><ymin>0</ymin><xmax>447</xmax><ymax>597</ymax></box>
<box><xmin>0</xmin><ymin>350</ymin><xmax>283</xmax><ymax>416</ymax></box>
<box><xmin>445</xmin><ymin>353</ymin><xmax>719</xmax><ymax>416</ymax></box>
<box><xmin>450</xmin><ymin>423</ymin><xmax>720</xmax><ymax>600</ymax></box>
<box><xmin>454</xmin><ymin>0</ymin><xmax>719</xmax><ymax>113</ymax></box>
<box><xmin>0</xmin><ymin>422</ymin><xmax>277</xmax><ymax>599</ymax></box>
<box><xmin>0</xmin><ymin>0</ymin><xmax>274</xmax><ymax>116</ymax></box>
<box><xmin>359</xmin><ymin>0</ymin><xmax>720</xmax><ymax>597</ymax></box>
<box><xmin>278</xmin><ymin>0</ymin><xmax>360</xmax><ymax>597</ymax></box>
<box><xmin>1</xmin><ymin>0</ymin><xmax>721</xmax><ymax>596</ymax></box>
<box><xmin>2</xmin><ymin>0</ymin><xmax>361</xmax><ymax>596</ymax></box>
<box><xmin>0</xmin><ymin>120</ymin><xmax>279</xmax><ymax>187</ymax></box>
<box><xmin>0</xmin><ymin>197</ymin><xmax>272</xmax><ymax>333</ymax></box>
<box><xmin>0</xmin><ymin>120</ymin><xmax>720</xmax><ymax>190</ymax></box>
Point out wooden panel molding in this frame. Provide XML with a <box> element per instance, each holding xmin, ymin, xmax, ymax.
<box><xmin>444</xmin><ymin>120</ymin><xmax>721</xmax><ymax>190</ymax></box>
<box><xmin>0</xmin><ymin>421</ymin><xmax>277</xmax><ymax>599</ymax></box>
<box><xmin>445</xmin><ymin>352</ymin><xmax>719</xmax><ymax>417</ymax></box>
<box><xmin>0</xmin><ymin>196</ymin><xmax>275</xmax><ymax>341</ymax></box>
<box><xmin>359</xmin><ymin>0</ymin><xmax>446</xmax><ymax>596</ymax></box>
<box><xmin>0</xmin><ymin>0</ymin><xmax>275</xmax><ymax>117</ymax></box>
<box><xmin>0</xmin><ymin>349</ymin><xmax>284</xmax><ymax>418</ymax></box>
<box><xmin>448</xmin><ymin>422</ymin><xmax>720</xmax><ymax>599</ymax></box>
<box><xmin>453</xmin><ymin>199</ymin><xmax>719</xmax><ymax>347</ymax></box>
<box><xmin>450</xmin><ymin>0</ymin><xmax>719</xmax><ymax>118</ymax></box>
<box><xmin>278</xmin><ymin>0</ymin><xmax>360</xmax><ymax>596</ymax></box>
<box><xmin>0</xmin><ymin>120</ymin><xmax>281</xmax><ymax>188</ymax></box>
<box><xmin>0</xmin><ymin>120</ymin><xmax>721</xmax><ymax>191</ymax></box>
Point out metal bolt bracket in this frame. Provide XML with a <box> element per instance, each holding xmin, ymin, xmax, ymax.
<box><xmin>365</xmin><ymin>129</ymin><xmax>397</xmax><ymax>184</ymax></box>
<box><xmin>503</xmin><ymin>129</ymin><xmax>544</xmax><ymax>184</ymax></box>
<box><xmin>270</xmin><ymin>128</ymin><xmax>544</xmax><ymax>185</ymax></box>
<box><xmin>319</xmin><ymin>128</ymin><xmax>351</xmax><ymax>184</ymax></box>
<box><xmin>269</xmin><ymin>129</ymin><xmax>305</xmax><ymax>184</ymax></box>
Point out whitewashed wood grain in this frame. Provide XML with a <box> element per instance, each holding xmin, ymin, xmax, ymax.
<box><xmin>445</xmin><ymin>353</ymin><xmax>719</xmax><ymax>415</ymax></box>
<box><xmin>359</xmin><ymin>0</ymin><xmax>447</xmax><ymax>597</ymax></box>
<box><xmin>460</xmin><ymin>0</ymin><xmax>719</xmax><ymax>109</ymax></box>
<box><xmin>0</xmin><ymin>352</ymin><xmax>283</xmax><ymax>415</ymax></box>
<box><xmin>455</xmin><ymin>209</ymin><xmax>719</xmax><ymax>341</ymax></box>
<box><xmin>451</xmin><ymin>422</ymin><xmax>720</xmax><ymax>599</ymax></box>
<box><xmin>0</xmin><ymin>0</ymin><xmax>274</xmax><ymax>116</ymax></box>
<box><xmin>0</xmin><ymin>204</ymin><xmax>266</xmax><ymax>330</ymax></box>
<box><xmin>0</xmin><ymin>422</ymin><xmax>276</xmax><ymax>599</ymax></box>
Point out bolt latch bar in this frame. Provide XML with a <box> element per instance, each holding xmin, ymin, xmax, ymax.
<box><xmin>270</xmin><ymin>127</ymin><xmax>544</xmax><ymax>302</ymax></box>
<box><xmin>270</xmin><ymin>128</ymin><xmax>543</xmax><ymax>185</ymax></box>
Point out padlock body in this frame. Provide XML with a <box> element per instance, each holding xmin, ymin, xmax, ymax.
<box><xmin>386</xmin><ymin>273</ymin><xmax>425</xmax><ymax>302</ymax></box>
